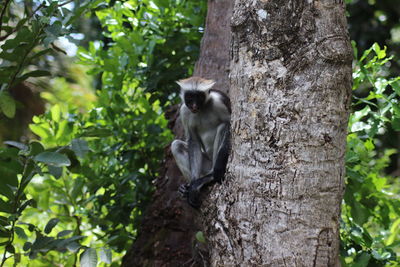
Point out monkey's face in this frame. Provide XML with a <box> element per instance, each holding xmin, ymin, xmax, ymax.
<box><xmin>184</xmin><ymin>90</ymin><xmax>207</xmax><ymax>113</ymax></box>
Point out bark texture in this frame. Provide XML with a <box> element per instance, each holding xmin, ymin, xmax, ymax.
<box><xmin>194</xmin><ymin>0</ymin><xmax>233</xmax><ymax>92</ymax></box>
<box><xmin>121</xmin><ymin>0</ymin><xmax>232</xmax><ymax>266</ymax></box>
<box><xmin>203</xmin><ymin>0</ymin><xmax>352</xmax><ymax>266</ymax></box>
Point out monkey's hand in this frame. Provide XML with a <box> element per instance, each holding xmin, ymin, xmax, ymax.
<box><xmin>178</xmin><ymin>183</ymin><xmax>201</xmax><ymax>208</ymax></box>
<box><xmin>178</xmin><ymin>183</ymin><xmax>190</xmax><ymax>198</ymax></box>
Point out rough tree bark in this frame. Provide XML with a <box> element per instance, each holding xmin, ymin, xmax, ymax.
<box><xmin>121</xmin><ymin>0</ymin><xmax>233</xmax><ymax>266</ymax></box>
<box><xmin>202</xmin><ymin>0</ymin><xmax>352</xmax><ymax>266</ymax></box>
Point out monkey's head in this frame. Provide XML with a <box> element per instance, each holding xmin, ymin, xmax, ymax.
<box><xmin>176</xmin><ymin>77</ymin><xmax>215</xmax><ymax>113</ymax></box>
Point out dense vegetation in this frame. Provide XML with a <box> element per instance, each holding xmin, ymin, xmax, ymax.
<box><xmin>0</xmin><ymin>0</ymin><xmax>399</xmax><ymax>266</ymax></box>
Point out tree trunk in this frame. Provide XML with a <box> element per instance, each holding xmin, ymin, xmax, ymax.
<box><xmin>121</xmin><ymin>1</ymin><xmax>233</xmax><ymax>266</ymax></box>
<box><xmin>202</xmin><ymin>1</ymin><xmax>352</xmax><ymax>266</ymax></box>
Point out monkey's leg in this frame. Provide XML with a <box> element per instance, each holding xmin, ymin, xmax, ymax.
<box><xmin>171</xmin><ymin>140</ymin><xmax>191</xmax><ymax>181</ymax></box>
<box><xmin>172</xmin><ymin>140</ymin><xmax>214</xmax><ymax>208</ymax></box>
<box><xmin>180</xmin><ymin>158</ymin><xmax>211</xmax><ymax>208</ymax></box>
<box><xmin>171</xmin><ymin>140</ymin><xmax>202</xmax><ymax>206</ymax></box>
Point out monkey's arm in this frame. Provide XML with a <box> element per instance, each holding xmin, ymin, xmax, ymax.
<box><xmin>212</xmin><ymin>122</ymin><xmax>230</xmax><ymax>183</ymax></box>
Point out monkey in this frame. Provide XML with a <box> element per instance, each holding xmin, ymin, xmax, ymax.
<box><xmin>171</xmin><ymin>77</ymin><xmax>231</xmax><ymax>208</ymax></box>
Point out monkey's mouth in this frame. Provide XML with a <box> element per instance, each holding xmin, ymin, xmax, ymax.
<box><xmin>190</xmin><ymin>108</ymin><xmax>199</xmax><ymax>113</ymax></box>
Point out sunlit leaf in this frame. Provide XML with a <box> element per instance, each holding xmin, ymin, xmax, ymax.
<box><xmin>80</xmin><ymin>248</ymin><xmax>97</xmax><ymax>267</ymax></box>
<box><xmin>14</xmin><ymin>227</ymin><xmax>28</xmax><ymax>240</ymax></box>
<box><xmin>34</xmin><ymin>152</ymin><xmax>71</xmax><ymax>167</ymax></box>
<box><xmin>44</xmin><ymin>218</ymin><xmax>60</xmax><ymax>234</ymax></box>
<box><xmin>71</xmin><ymin>139</ymin><xmax>90</xmax><ymax>158</ymax></box>
<box><xmin>99</xmin><ymin>248</ymin><xmax>112</xmax><ymax>264</ymax></box>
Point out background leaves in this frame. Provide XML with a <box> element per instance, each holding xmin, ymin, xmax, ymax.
<box><xmin>1</xmin><ymin>0</ymin><xmax>400</xmax><ymax>266</ymax></box>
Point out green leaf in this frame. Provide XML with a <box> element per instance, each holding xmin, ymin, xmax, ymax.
<box><xmin>53</xmin><ymin>235</ymin><xmax>85</xmax><ymax>250</ymax></box>
<box><xmin>80</xmin><ymin>248</ymin><xmax>98</xmax><ymax>267</ymax></box>
<box><xmin>48</xmin><ymin>165</ymin><xmax>63</xmax><ymax>179</ymax></box>
<box><xmin>71</xmin><ymin>178</ymin><xmax>84</xmax><ymax>199</ymax></box>
<box><xmin>353</xmin><ymin>252</ymin><xmax>370</xmax><ymax>267</ymax></box>
<box><xmin>14</xmin><ymin>227</ymin><xmax>28</xmax><ymax>240</ymax></box>
<box><xmin>45</xmin><ymin>21</ymin><xmax>62</xmax><ymax>36</ymax></box>
<box><xmin>195</xmin><ymin>231</ymin><xmax>206</xmax><ymax>243</ymax></box>
<box><xmin>386</xmin><ymin>218</ymin><xmax>400</xmax><ymax>246</ymax></box>
<box><xmin>34</xmin><ymin>152</ymin><xmax>71</xmax><ymax>167</ymax></box>
<box><xmin>0</xmin><ymin>216</ymin><xmax>8</xmax><ymax>226</ymax></box>
<box><xmin>28</xmin><ymin>141</ymin><xmax>45</xmax><ymax>156</ymax></box>
<box><xmin>364</xmin><ymin>139</ymin><xmax>374</xmax><ymax>151</ymax></box>
<box><xmin>0</xmin><ymin>199</ymin><xmax>12</xmax><ymax>213</ymax></box>
<box><xmin>0</xmin><ymin>163</ymin><xmax>18</xmax><ymax>187</ymax></box>
<box><xmin>66</xmin><ymin>242</ymin><xmax>81</xmax><ymax>253</ymax></box>
<box><xmin>99</xmin><ymin>248</ymin><xmax>112</xmax><ymax>264</ymax></box>
<box><xmin>0</xmin><ymin>164</ymin><xmax>18</xmax><ymax>197</ymax></box>
<box><xmin>392</xmin><ymin>81</ymin><xmax>400</xmax><ymax>96</ymax></box>
<box><xmin>3</xmin><ymin>141</ymin><xmax>28</xmax><ymax>151</ymax></box>
<box><xmin>31</xmin><ymin>236</ymin><xmax>54</xmax><ymax>250</ymax></box>
<box><xmin>50</xmin><ymin>104</ymin><xmax>61</xmax><ymax>122</ymax></box>
<box><xmin>392</xmin><ymin>118</ymin><xmax>400</xmax><ymax>131</ymax></box>
<box><xmin>80</xmin><ymin>127</ymin><xmax>113</xmax><ymax>137</ymax></box>
<box><xmin>23</xmin><ymin>242</ymin><xmax>32</xmax><ymax>251</ymax></box>
<box><xmin>6</xmin><ymin>244</ymin><xmax>15</xmax><ymax>254</ymax></box>
<box><xmin>351</xmin><ymin>201</ymin><xmax>370</xmax><ymax>226</ymax></box>
<box><xmin>372</xmin><ymin>43</ymin><xmax>386</xmax><ymax>59</ymax></box>
<box><xmin>371</xmin><ymin>249</ymin><xmax>391</xmax><ymax>260</ymax></box>
<box><xmin>57</xmin><ymin>230</ymin><xmax>74</xmax><ymax>238</ymax></box>
<box><xmin>0</xmin><ymin>230</ymin><xmax>10</xmax><ymax>238</ymax></box>
<box><xmin>44</xmin><ymin>218</ymin><xmax>60</xmax><ymax>234</ymax></box>
<box><xmin>71</xmin><ymin>139</ymin><xmax>89</xmax><ymax>158</ymax></box>
<box><xmin>29</xmin><ymin>124</ymin><xmax>51</xmax><ymax>139</ymax></box>
<box><xmin>0</xmin><ymin>90</ymin><xmax>16</xmax><ymax>118</ymax></box>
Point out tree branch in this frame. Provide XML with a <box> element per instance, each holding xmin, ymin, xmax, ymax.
<box><xmin>58</xmin><ymin>0</ymin><xmax>74</xmax><ymax>8</ymax></box>
<box><xmin>0</xmin><ymin>2</ymin><xmax>45</xmax><ymax>41</ymax></box>
<box><xmin>0</xmin><ymin>0</ymin><xmax>12</xmax><ymax>35</ymax></box>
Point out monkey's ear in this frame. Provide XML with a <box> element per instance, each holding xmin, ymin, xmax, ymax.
<box><xmin>198</xmin><ymin>80</ymin><xmax>215</xmax><ymax>91</ymax></box>
<box><xmin>176</xmin><ymin>80</ymin><xmax>190</xmax><ymax>91</ymax></box>
<box><xmin>176</xmin><ymin>80</ymin><xmax>185</xmax><ymax>88</ymax></box>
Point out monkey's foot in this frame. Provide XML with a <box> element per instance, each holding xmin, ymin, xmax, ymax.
<box><xmin>178</xmin><ymin>183</ymin><xmax>201</xmax><ymax>208</ymax></box>
<box><xmin>178</xmin><ymin>184</ymin><xmax>190</xmax><ymax>198</ymax></box>
<box><xmin>187</xmin><ymin>190</ymin><xmax>201</xmax><ymax>209</ymax></box>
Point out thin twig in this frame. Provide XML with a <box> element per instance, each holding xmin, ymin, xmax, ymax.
<box><xmin>5</xmin><ymin>22</ymin><xmax>46</xmax><ymax>91</ymax></box>
<box><xmin>58</xmin><ymin>0</ymin><xmax>74</xmax><ymax>8</ymax></box>
<box><xmin>0</xmin><ymin>2</ymin><xmax>45</xmax><ymax>41</ymax></box>
<box><xmin>51</xmin><ymin>43</ymin><xmax>67</xmax><ymax>55</ymax></box>
<box><xmin>0</xmin><ymin>0</ymin><xmax>12</xmax><ymax>35</ymax></box>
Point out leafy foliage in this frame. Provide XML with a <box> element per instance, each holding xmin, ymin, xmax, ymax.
<box><xmin>0</xmin><ymin>0</ymin><xmax>104</xmax><ymax>118</ymax></box>
<box><xmin>341</xmin><ymin>43</ymin><xmax>400</xmax><ymax>266</ymax></box>
<box><xmin>2</xmin><ymin>0</ymin><xmax>399</xmax><ymax>266</ymax></box>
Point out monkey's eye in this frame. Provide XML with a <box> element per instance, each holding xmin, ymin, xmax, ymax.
<box><xmin>184</xmin><ymin>95</ymin><xmax>194</xmax><ymax>104</ymax></box>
